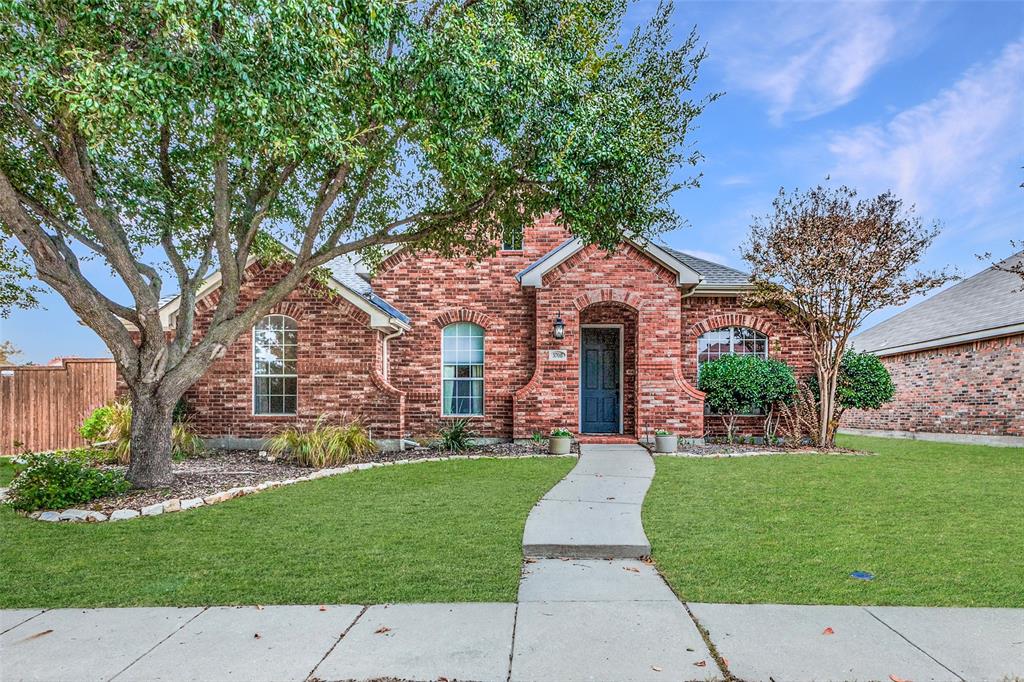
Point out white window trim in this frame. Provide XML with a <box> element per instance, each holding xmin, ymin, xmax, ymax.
<box><xmin>578</xmin><ymin>324</ymin><xmax>624</xmax><ymax>435</ymax></box>
<box><xmin>440</xmin><ymin>323</ymin><xmax>485</xmax><ymax>417</ymax></box>
<box><xmin>252</xmin><ymin>314</ymin><xmax>299</xmax><ymax>417</ymax></box>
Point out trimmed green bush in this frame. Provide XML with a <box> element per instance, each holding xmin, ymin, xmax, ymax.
<box><xmin>5</xmin><ymin>453</ymin><xmax>129</xmax><ymax>512</ymax></box>
<box><xmin>697</xmin><ymin>354</ymin><xmax>797</xmax><ymax>443</ymax></box>
<box><xmin>836</xmin><ymin>351</ymin><xmax>895</xmax><ymax>412</ymax></box>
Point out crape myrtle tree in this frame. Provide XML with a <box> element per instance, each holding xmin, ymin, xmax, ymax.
<box><xmin>742</xmin><ymin>185</ymin><xmax>955</xmax><ymax>448</ymax></box>
<box><xmin>0</xmin><ymin>0</ymin><xmax>716</xmax><ymax>487</ymax></box>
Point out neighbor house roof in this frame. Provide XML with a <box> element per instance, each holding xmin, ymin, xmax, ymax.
<box><xmin>515</xmin><ymin>238</ymin><xmax>752</xmax><ymax>292</ymax></box>
<box><xmin>852</xmin><ymin>251</ymin><xmax>1024</xmax><ymax>356</ymax></box>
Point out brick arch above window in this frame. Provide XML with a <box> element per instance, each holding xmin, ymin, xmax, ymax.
<box><xmin>686</xmin><ymin>314</ymin><xmax>774</xmax><ymax>339</ymax></box>
<box><xmin>267</xmin><ymin>301</ymin><xmax>306</xmax><ymax>321</ymax></box>
<box><xmin>571</xmin><ymin>288</ymin><xmax>645</xmax><ymax>313</ymax></box>
<box><xmin>431</xmin><ymin>308</ymin><xmax>495</xmax><ymax>331</ymax></box>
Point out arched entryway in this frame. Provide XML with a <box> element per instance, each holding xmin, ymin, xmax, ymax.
<box><xmin>578</xmin><ymin>302</ymin><xmax>638</xmax><ymax>436</ymax></box>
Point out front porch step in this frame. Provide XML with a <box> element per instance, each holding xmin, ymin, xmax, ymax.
<box><xmin>575</xmin><ymin>435</ymin><xmax>640</xmax><ymax>445</ymax></box>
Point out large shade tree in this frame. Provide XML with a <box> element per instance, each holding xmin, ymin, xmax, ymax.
<box><xmin>0</xmin><ymin>0</ymin><xmax>715</xmax><ymax>486</ymax></box>
<box><xmin>742</xmin><ymin>185</ymin><xmax>955</xmax><ymax>447</ymax></box>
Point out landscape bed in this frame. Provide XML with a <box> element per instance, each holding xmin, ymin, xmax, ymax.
<box><xmin>644</xmin><ymin>434</ymin><xmax>1024</xmax><ymax>607</ymax></box>
<box><xmin>6</xmin><ymin>441</ymin><xmax>574</xmax><ymax>519</ymax></box>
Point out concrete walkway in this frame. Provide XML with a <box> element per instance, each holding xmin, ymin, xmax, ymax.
<box><xmin>522</xmin><ymin>444</ymin><xmax>654</xmax><ymax>559</ymax></box>
<box><xmin>3</xmin><ymin>444</ymin><xmax>1023</xmax><ymax>681</ymax></box>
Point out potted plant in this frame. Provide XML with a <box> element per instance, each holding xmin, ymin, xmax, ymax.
<box><xmin>654</xmin><ymin>429</ymin><xmax>678</xmax><ymax>454</ymax></box>
<box><xmin>548</xmin><ymin>428</ymin><xmax>573</xmax><ymax>455</ymax></box>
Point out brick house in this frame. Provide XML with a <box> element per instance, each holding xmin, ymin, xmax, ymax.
<box><xmin>845</xmin><ymin>252</ymin><xmax>1024</xmax><ymax>447</ymax></box>
<box><xmin>161</xmin><ymin>216</ymin><xmax>813</xmax><ymax>447</ymax></box>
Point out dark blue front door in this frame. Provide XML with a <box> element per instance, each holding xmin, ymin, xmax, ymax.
<box><xmin>580</xmin><ymin>327</ymin><xmax>620</xmax><ymax>433</ymax></box>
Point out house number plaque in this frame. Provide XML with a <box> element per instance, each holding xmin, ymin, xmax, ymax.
<box><xmin>547</xmin><ymin>349</ymin><xmax>568</xmax><ymax>361</ymax></box>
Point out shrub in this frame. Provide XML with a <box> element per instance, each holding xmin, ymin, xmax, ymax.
<box><xmin>807</xmin><ymin>352</ymin><xmax>895</xmax><ymax>437</ymax></box>
<box><xmin>5</xmin><ymin>453</ymin><xmax>130</xmax><ymax>512</ymax></box>
<box><xmin>836</xmin><ymin>351</ymin><xmax>895</xmax><ymax>413</ymax></box>
<box><xmin>267</xmin><ymin>416</ymin><xmax>377</xmax><ymax>467</ymax></box>
<box><xmin>80</xmin><ymin>401</ymin><xmax>205</xmax><ymax>464</ymax></box>
<box><xmin>437</xmin><ymin>419</ymin><xmax>476</xmax><ymax>452</ymax></box>
<box><xmin>79</xmin><ymin>404</ymin><xmax>115</xmax><ymax>444</ymax></box>
<box><xmin>697</xmin><ymin>354</ymin><xmax>796</xmax><ymax>443</ymax></box>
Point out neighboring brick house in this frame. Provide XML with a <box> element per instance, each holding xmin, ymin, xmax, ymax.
<box><xmin>845</xmin><ymin>252</ymin><xmax>1024</xmax><ymax>447</ymax></box>
<box><xmin>156</xmin><ymin>216</ymin><xmax>812</xmax><ymax>447</ymax></box>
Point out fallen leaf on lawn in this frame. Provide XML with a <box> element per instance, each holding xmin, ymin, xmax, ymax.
<box><xmin>651</xmin><ymin>666</ymin><xmax>662</xmax><ymax>672</ymax></box>
<box><xmin>318</xmin><ymin>605</ymin><xmax>327</xmax><ymax>612</ymax></box>
<box><xmin>254</xmin><ymin>633</ymin><xmax>261</xmax><ymax>639</ymax></box>
<box><xmin>20</xmin><ymin>630</ymin><xmax>53</xmax><ymax>642</ymax></box>
<box><xmin>823</xmin><ymin>627</ymin><xmax>834</xmax><ymax>635</ymax></box>
<box><xmin>375</xmin><ymin>626</ymin><xmax>392</xmax><ymax>634</ymax></box>
<box><xmin>694</xmin><ymin>660</ymin><xmax>707</xmax><ymax>667</ymax></box>
<box><xmin>889</xmin><ymin>676</ymin><xmax>911</xmax><ymax>682</ymax></box>
<box><xmin>624</xmin><ymin>567</ymin><xmax>640</xmax><ymax>573</ymax></box>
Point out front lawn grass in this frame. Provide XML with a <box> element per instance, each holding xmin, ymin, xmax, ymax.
<box><xmin>0</xmin><ymin>457</ymin><xmax>573</xmax><ymax>608</ymax></box>
<box><xmin>644</xmin><ymin>435</ymin><xmax>1024</xmax><ymax>607</ymax></box>
<box><xmin>0</xmin><ymin>458</ymin><xmax>17</xmax><ymax>486</ymax></box>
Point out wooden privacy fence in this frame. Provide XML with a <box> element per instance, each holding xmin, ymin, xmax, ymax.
<box><xmin>0</xmin><ymin>359</ymin><xmax>117</xmax><ymax>456</ymax></box>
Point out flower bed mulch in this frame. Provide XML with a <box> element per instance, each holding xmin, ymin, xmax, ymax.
<box><xmin>85</xmin><ymin>441</ymin><xmax>575</xmax><ymax>514</ymax></box>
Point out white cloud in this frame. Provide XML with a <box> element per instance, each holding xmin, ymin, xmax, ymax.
<box><xmin>827</xmin><ymin>39</ymin><xmax>1024</xmax><ymax>211</ymax></box>
<box><xmin>710</xmin><ymin>2</ymin><xmax>927</xmax><ymax>123</ymax></box>
<box><xmin>719</xmin><ymin>174</ymin><xmax>753</xmax><ymax>187</ymax></box>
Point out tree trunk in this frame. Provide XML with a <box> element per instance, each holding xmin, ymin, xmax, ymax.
<box><xmin>818</xmin><ymin>368</ymin><xmax>839</xmax><ymax>448</ymax></box>
<box><xmin>125</xmin><ymin>392</ymin><xmax>176</xmax><ymax>488</ymax></box>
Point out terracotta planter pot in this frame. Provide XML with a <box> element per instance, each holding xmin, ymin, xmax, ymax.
<box><xmin>654</xmin><ymin>434</ymin><xmax>678</xmax><ymax>453</ymax></box>
<box><xmin>549</xmin><ymin>436</ymin><xmax>572</xmax><ymax>455</ymax></box>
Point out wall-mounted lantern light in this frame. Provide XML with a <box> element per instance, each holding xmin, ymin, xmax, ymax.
<box><xmin>552</xmin><ymin>312</ymin><xmax>565</xmax><ymax>340</ymax></box>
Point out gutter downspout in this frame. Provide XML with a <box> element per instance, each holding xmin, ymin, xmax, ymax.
<box><xmin>381</xmin><ymin>324</ymin><xmax>406</xmax><ymax>450</ymax></box>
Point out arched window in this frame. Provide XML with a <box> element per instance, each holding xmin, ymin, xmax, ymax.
<box><xmin>253</xmin><ymin>314</ymin><xmax>298</xmax><ymax>415</ymax></box>
<box><xmin>697</xmin><ymin>326</ymin><xmax>768</xmax><ymax>366</ymax></box>
<box><xmin>442</xmin><ymin>322</ymin><xmax>484</xmax><ymax>416</ymax></box>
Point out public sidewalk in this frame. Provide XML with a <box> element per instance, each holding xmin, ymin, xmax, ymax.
<box><xmin>2</xmin><ymin>444</ymin><xmax>1022</xmax><ymax>681</ymax></box>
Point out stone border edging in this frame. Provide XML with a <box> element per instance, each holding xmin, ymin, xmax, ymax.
<box><xmin>22</xmin><ymin>453</ymin><xmax>578</xmax><ymax>524</ymax></box>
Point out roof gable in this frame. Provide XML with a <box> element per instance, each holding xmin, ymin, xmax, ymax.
<box><xmin>516</xmin><ymin>239</ymin><xmax>752</xmax><ymax>291</ymax></box>
<box><xmin>152</xmin><ymin>253</ymin><xmax>409</xmax><ymax>332</ymax></box>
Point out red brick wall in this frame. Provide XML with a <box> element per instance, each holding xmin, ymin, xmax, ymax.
<box><xmin>139</xmin><ymin>215</ymin><xmax>816</xmax><ymax>444</ymax></box>
<box><xmin>370</xmin><ymin>216</ymin><xmax>572</xmax><ymax>438</ymax></box>
<box><xmin>182</xmin><ymin>263</ymin><xmax>405</xmax><ymax>440</ymax></box>
<box><xmin>844</xmin><ymin>333</ymin><xmax>1024</xmax><ymax>438</ymax></box>
<box><xmin>513</xmin><ymin>242</ymin><xmax>706</xmax><ymax>438</ymax></box>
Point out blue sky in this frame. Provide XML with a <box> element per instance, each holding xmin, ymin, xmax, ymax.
<box><xmin>3</xmin><ymin>0</ymin><xmax>1023</xmax><ymax>364</ymax></box>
